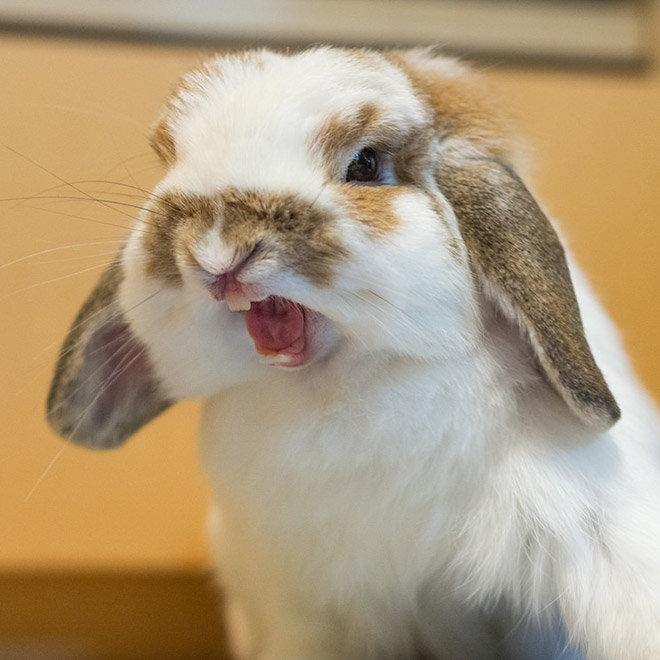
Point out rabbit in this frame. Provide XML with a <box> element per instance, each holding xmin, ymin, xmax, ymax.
<box><xmin>46</xmin><ymin>46</ymin><xmax>660</xmax><ymax>660</ymax></box>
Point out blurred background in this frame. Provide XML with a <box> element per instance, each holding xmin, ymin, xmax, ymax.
<box><xmin>0</xmin><ymin>1</ymin><xmax>658</xmax><ymax>658</ymax></box>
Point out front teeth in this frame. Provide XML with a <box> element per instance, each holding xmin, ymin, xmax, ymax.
<box><xmin>225</xmin><ymin>290</ymin><xmax>252</xmax><ymax>312</ymax></box>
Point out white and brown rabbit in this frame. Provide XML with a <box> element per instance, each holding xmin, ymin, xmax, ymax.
<box><xmin>47</xmin><ymin>47</ymin><xmax>660</xmax><ymax>660</ymax></box>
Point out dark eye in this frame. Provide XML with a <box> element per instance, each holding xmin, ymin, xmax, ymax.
<box><xmin>345</xmin><ymin>147</ymin><xmax>379</xmax><ymax>184</ymax></box>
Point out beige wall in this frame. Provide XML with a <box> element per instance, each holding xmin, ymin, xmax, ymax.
<box><xmin>1</xmin><ymin>29</ymin><xmax>659</xmax><ymax>571</ymax></box>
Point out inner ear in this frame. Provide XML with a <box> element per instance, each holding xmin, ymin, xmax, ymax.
<box><xmin>47</xmin><ymin>259</ymin><xmax>173</xmax><ymax>449</ymax></box>
<box><xmin>437</xmin><ymin>157</ymin><xmax>620</xmax><ymax>431</ymax></box>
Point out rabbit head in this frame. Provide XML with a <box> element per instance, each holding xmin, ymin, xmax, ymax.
<box><xmin>46</xmin><ymin>47</ymin><xmax>620</xmax><ymax>449</ymax></box>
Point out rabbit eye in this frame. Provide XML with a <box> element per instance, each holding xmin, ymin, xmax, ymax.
<box><xmin>345</xmin><ymin>147</ymin><xmax>380</xmax><ymax>184</ymax></box>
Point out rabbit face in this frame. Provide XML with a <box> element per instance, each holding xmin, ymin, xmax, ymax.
<box><xmin>120</xmin><ymin>48</ymin><xmax>476</xmax><ymax>399</ymax></box>
<box><xmin>47</xmin><ymin>47</ymin><xmax>619</xmax><ymax>448</ymax></box>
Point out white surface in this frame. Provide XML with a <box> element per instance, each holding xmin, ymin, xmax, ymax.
<box><xmin>0</xmin><ymin>0</ymin><xmax>646</xmax><ymax>61</ymax></box>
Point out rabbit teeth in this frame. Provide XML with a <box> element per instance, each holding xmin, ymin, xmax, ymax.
<box><xmin>225</xmin><ymin>290</ymin><xmax>252</xmax><ymax>312</ymax></box>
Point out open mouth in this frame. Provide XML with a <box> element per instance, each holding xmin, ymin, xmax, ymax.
<box><xmin>245</xmin><ymin>296</ymin><xmax>313</xmax><ymax>368</ymax></box>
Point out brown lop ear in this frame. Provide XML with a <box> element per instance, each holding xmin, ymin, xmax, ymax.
<box><xmin>438</xmin><ymin>157</ymin><xmax>620</xmax><ymax>431</ymax></box>
<box><xmin>46</xmin><ymin>257</ymin><xmax>172</xmax><ymax>449</ymax></box>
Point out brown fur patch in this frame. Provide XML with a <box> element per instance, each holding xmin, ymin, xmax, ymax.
<box><xmin>385</xmin><ymin>51</ymin><xmax>516</xmax><ymax>162</ymax></box>
<box><xmin>142</xmin><ymin>192</ymin><xmax>218</xmax><ymax>284</ymax></box>
<box><xmin>147</xmin><ymin>70</ymin><xmax>205</xmax><ymax>165</ymax></box>
<box><xmin>312</xmin><ymin>106</ymin><xmax>434</xmax><ymax>188</ymax></box>
<box><xmin>391</xmin><ymin>125</ymin><xmax>435</xmax><ymax>187</ymax></box>
<box><xmin>142</xmin><ymin>186</ymin><xmax>348</xmax><ymax>288</ymax></box>
<box><xmin>438</xmin><ymin>157</ymin><xmax>620</xmax><ymax>430</ymax></box>
<box><xmin>313</xmin><ymin>103</ymin><xmax>382</xmax><ymax>179</ymax></box>
<box><xmin>219</xmin><ymin>188</ymin><xmax>348</xmax><ymax>286</ymax></box>
<box><xmin>149</xmin><ymin>117</ymin><xmax>176</xmax><ymax>165</ymax></box>
<box><xmin>340</xmin><ymin>184</ymin><xmax>404</xmax><ymax>236</ymax></box>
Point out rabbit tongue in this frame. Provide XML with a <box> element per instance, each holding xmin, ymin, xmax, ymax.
<box><xmin>245</xmin><ymin>297</ymin><xmax>305</xmax><ymax>357</ymax></box>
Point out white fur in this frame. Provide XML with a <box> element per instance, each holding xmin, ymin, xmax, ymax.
<box><xmin>119</xmin><ymin>49</ymin><xmax>660</xmax><ymax>659</ymax></box>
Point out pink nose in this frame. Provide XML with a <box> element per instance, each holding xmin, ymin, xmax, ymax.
<box><xmin>200</xmin><ymin>243</ymin><xmax>259</xmax><ymax>305</ymax></box>
<box><xmin>207</xmin><ymin>269</ymin><xmax>241</xmax><ymax>301</ymax></box>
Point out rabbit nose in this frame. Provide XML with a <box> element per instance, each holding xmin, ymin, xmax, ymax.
<box><xmin>202</xmin><ymin>245</ymin><xmax>260</xmax><ymax>310</ymax></box>
<box><xmin>207</xmin><ymin>269</ymin><xmax>256</xmax><ymax>311</ymax></box>
<box><xmin>208</xmin><ymin>269</ymin><xmax>240</xmax><ymax>301</ymax></box>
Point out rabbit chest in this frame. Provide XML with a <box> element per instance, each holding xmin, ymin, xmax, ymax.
<box><xmin>197</xmin><ymin>356</ymin><xmax>487</xmax><ymax>604</ymax></box>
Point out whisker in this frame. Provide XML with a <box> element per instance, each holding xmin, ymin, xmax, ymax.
<box><xmin>24</xmin><ymin>442</ymin><xmax>69</xmax><ymax>503</ymax></box>
<box><xmin>358</xmin><ymin>275</ymin><xmax>436</xmax><ymax>307</ymax></box>
<box><xmin>308</xmin><ymin>188</ymin><xmax>323</xmax><ymax>210</ymax></box>
<box><xmin>18</xmin><ymin>203</ymin><xmax>150</xmax><ymax>234</ymax></box>
<box><xmin>365</xmin><ymin>289</ymin><xmax>410</xmax><ymax>317</ymax></box>
<box><xmin>103</xmin><ymin>151</ymin><xmax>155</xmax><ymax>167</ymax></box>
<box><xmin>24</xmin><ymin>157</ymin><xmax>159</xmax><ymax>207</ymax></box>
<box><xmin>47</xmin><ymin>189</ymin><xmax>151</xmax><ymax>202</ymax></box>
<box><xmin>45</xmin><ymin>326</ymin><xmax>139</xmax><ymax>419</ymax></box>
<box><xmin>95</xmin><ymin>152</ymin><xmax>160</xmax><ymax>201</ymax></box>
<box><xmin>112</xmin><ymin>163</ymin><xmax>162</xmax><ymax>181</ymax></box>
<box><xmin>19</xmin><ymin>180</ymin><xmax>141</xmax><ymax>205</ymax></box>
<box><xmin>1</xmin><ymin>194</ymin><xmax>166</xmax><ymax>226</ymax></box>
<box><xmin>32</xmin><ymin>288</ymin><xmax>162</xmax><ymax>365</ymax></box>
<box><xmin>31</xmin><ymin>181</ymin><xmax>175</xmax><ymax>212</ymax></box>
<box><xmin>40</xmin><ymin>250</ymin><xmax>127</xmax><ymax>264</ymax></box>
<box><xmin>356</xmin><ymin>289</ymin><xmax>427</xmax><ymax>334</ymax></box>
<box><xmin>349</xmin><ymin>288</ymin><xmax>437</xmax><ymax>355</ymax></box>
<box><xmin>348</xmin><ymin>291</ymin><xmax>411</xmax><ymax>347</ymax></box>
<box><xmin>118</xmin><ymin>154</ymin><xmax>151</xmax><ymax>200</ymax></box>
<box><xmin>2</xmin><ymin>260</ymin><xmax>118</xmax><ymax>299</ymax></box>
<box><xmin>4</xmin><ymin>145</ymin><xmax>163</xmax><ymax>226</ymax></box>
<box><xmin>32</xmin><ymin>252</ymin><xmax>145</xmax><ymax>270</ymax></box>
<box><xmin>26</xmin><ymin>341</ymin><xmax>147</xmax><ymax>501</ymax></box>
<box><xmin>69</xmin><ymin>181</ymin><xmax>177</xmax><ymax>211</ymax></box>
<box><xmin>65</xmin><ymin>339</ymin><xmax>147</xmax><ymax>436</ymax></box>
<box><xmin>0</xmin><ymin>240</ymin><xmax>125</xmax><ymax>272</ymax></box>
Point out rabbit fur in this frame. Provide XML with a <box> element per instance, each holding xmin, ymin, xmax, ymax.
<box><xmin>47</xmin><ymin>47</ymin><xmax>660</xmax><ymax>659</ymax></box>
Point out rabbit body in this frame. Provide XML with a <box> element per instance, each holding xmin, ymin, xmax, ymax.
<box><xmin>195</xmin><ymin>272</ymin><xmax>660</xmax><ymax>660</ymax></box>
<box><xmin>48</xmin><ymin>47</ymin><xmax>660</xmax><ymax>659</ymax></box>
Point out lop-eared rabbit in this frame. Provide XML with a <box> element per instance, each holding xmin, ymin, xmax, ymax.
<box><xmin>47</xmin><ymin>48</ymin><xmax>660</xmax><ymax>659</ymax></box>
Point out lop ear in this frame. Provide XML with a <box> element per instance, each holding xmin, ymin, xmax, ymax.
<box><xmin>438</xmin><ymin>157</ymin><xmax>620</xmax><ymax>431</ymax></box>
<box><xmin>47</xmin><ymin>257</ymin><xmax>172</xmax><ymax>449</ymax></box>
